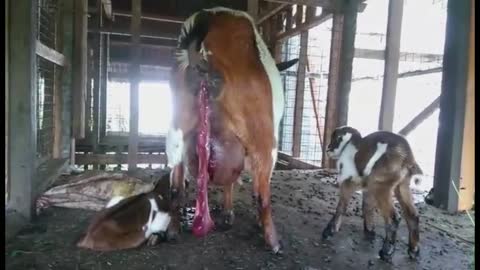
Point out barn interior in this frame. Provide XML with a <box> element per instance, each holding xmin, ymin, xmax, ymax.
<box><xmin>5</xmin><ymin>0</ymin><xmax>475</xmax><ymax>269</ymax></box>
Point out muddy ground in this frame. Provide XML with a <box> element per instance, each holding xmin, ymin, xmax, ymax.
<box><xmin>6</xmin><ymin>169</ymin><xmax>475</xmax><ymax>270</ymax></box>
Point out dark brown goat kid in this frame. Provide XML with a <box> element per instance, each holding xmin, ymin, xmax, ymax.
<box><xmin>322</xmin><ymin>126</ymin><xmax>422</xmax><ymax>262</ymax></box>
<box><xmin>76</xmin><ymin>174</ymin><xmax>172</xmax><ymax>251</ymax></box>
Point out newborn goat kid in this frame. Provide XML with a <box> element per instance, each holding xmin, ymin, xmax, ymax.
<box><xmin>322</xmin><ymin>126</ymin><xmax>422</xmax><ymax>262</ymax></box>
<box><xmin>77</xmin><ymin>174</ymin><xmax>172</xmax><ymax>251</ymax></box>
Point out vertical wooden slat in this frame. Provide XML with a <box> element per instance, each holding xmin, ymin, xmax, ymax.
<box><xmin>433</xmin><ymin>0</ymin><xmax>472</xmax><ymax>212</ymax></box>
<box><xmin>53</xmin><ymin>3</ymin><xmax>65</xmax><ymax>158</ymax></box>
<box><xmin>295</xmin><ymin>5</ymin><xmax>303</xmax><ymax>26</ymax></box>
<box><xmin>248</xmin><ymin>0</ymin><xmax>259</xmax><ymax>21</ymax></box>
<box><xmin>336</xmin><ymin>0</ymin><xmax>358</xmax><ymax>126</ymax></box>
<box><xmin>5</xmin><ymin>0</ymin><xmax>9</xmax><ymax>201</ymax></box>
<box><xmin>285</xmin><ymin>6</ymin><xmax>293</xmax><ymax>31</ymax></box>
<box><xmin>62</xmin><ymin>0</ymin><xmax>75</xmax><ymax>162</ymax></box>
<box><xmin>72</xmin><ymin>0</ymin><xmax>87</xmax><ymax>139</ymax></box>
<box><xmin>91</xmin><ymin>0</ymin><xmax>103</xmax><ymax>170</ymax></box>
<box><xmin>458</xmin><ymin>0</ymin><xmax>475</xmax><ymax>211</ymax></box>
<box><xmin>8</xmin><ymin>0</ymin><xmax>37</xmax><ymax>219</ymax></box>
<box><xmin>100</xmin><ymin>34</ymin><xmax>109</xmax><ymax>140</ymax></box>
<box><xmin>378</xmin><ymin>0</ymin><xmax>404</xmax><ymax>131</ymax></box>
<box><xmin>128</xmin><ymin>0</ymin><xmax>141</xmax><ymax>171</ymax></box>
<box><xmin>291</xmin><ymin>31</ymin><xmax>308</xmax><ymax>157</ymax></box>
<box><xmin>322</xmin><ymin>13</ymin><xmax>343</xmax><ymax>168</ymax></box>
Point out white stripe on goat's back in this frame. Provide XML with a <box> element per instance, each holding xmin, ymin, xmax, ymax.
<box><xmin>363</xmin><ymin>142</ymin><xmax>388</xmax><ymax>176</ymax></box>
<box><xmin>105</xmin><ymin>196</ymin><xmax>125</xmax><ymax>208</ymax></box>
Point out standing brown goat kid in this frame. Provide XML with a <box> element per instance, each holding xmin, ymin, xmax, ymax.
<box><xmin>322</xmin><ymin>126</ymin><xmax>422</xmax><ymax>262</ymax></box>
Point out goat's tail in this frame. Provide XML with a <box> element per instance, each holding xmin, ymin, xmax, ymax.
<box><xmin>408</xmin><ymin>161</ymin><xmax>424</xmax><ymax>186</ymax></box>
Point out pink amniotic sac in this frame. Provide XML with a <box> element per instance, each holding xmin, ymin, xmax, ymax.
<box><xmin>192</xmin><ymin>81</ymin><xmax>215</xmax><ymax>237</ymax></box>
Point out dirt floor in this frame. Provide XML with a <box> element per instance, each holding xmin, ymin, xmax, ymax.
<box><xmin>6</xmin><ymin>169</ymin><xmax>475</xmax><ymax>270</ymax></box>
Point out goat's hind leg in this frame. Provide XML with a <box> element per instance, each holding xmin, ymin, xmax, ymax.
<box><xmin>395</xmin><ymin>181</ymin><xmax>420</xmax><ymax>260</ymax></box>
<box><xmin>322</xmin><ymin>177</ymin><xmax>361</xmax><ymax>240</ymax></box>
<box><xmin>362</xmin><ymin>189</ymin><xmax>376</xmax><ymax>242</ymax></box>
<box><xmin>374</xmin><ymin>183</ymin><xmax>400</xmax><ymax>262</ymax></box>
<box><xmin>219</xmin><ymin>183</ymin><xmax>235</xmax><ymax>230</ymax></box>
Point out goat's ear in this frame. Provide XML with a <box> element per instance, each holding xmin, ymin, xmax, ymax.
<box><xmin>276</xmin><ymin>58</ymin><xmax>299</xmax><ymax>72</ymax></box>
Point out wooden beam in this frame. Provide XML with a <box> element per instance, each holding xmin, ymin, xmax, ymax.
<box><xmin>72</xmin><ymin>0</ymin><xmax>88</xmax><ymax>139</ymax></box>
<box><xmin>53</xmin><ymin>4</ymin><xmax>65</xmax><ymax>159</ymax></box>
<box><xmin>35</xmin><ymin>41</ymin><xmax>66</xmax><ymax>67</ymax></box>
<box><xmin>352</xmin><ymin>66</ymin><xmax>442</xmax><ymax>82</ymax></box>
<box><xmin>258</xmin><ymin>3</ymin><xmax>288</xmax><ymax>24</ymax></box>
<box><xmin>76</xmin><ymin>153</ymin><xmax>167</xmax><ymax>165</ymax></box>
<box><xmin>398</xmin><ymin>96</ymin><xmax>440</xmax><ymax>136</ymax></box>
<box><xmin>322</xmin><ymin>13</ymin><xmax>343</xmax><ymax>168</ymax></box>
<box><xmin>291</xmin><ymin>31</ymin><xmax>308</xmax><ymax>157</ymax></box>
<box><xmin>277</xmin><ymin>12</ymin><xmax>332</xmax><ymax>42</ymax></box>
<box><xmin>88</xmin><ymin>7</ymin><xmax>186</xmax><ymax>24</ymax></box>
<box><xmin>378</xmin><ymin>0</ymin><xmax>404</xmax><ymax>131</ymax></box>
<box><xmin>128</xmin><ymin>0</ymin><xmax>141</xmax><ymax>171</ymax></box>
<box><xmin>354</xmin><ymin>48</ymin><xmax>443</xmax><ymax>63</ymax></box>
<box><xmin>277</xmin><ymin>151</ymin><xmax>320</xmax><ymax>169</ymax></box>
<box><xmin>8</xmin><ymin>0</ymin><xmax>37</xmax><ymax>219</ymax></box>
<box><xmin>433</xmin><ymin>0</ymin><xmax>472</xmax><ymax>212</ymax></box>
<box><xmin>263</xmin><ymin>0</ymin><xmax>367</xmax><ymax>12</ymax></box>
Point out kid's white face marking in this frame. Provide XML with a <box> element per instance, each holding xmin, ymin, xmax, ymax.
<box><xmin>328</xmin><ymin>133</ymin><xmax>352</xmax><ymax>159</ymax></box>
<box><xmin>143</xmin><ymin>198</ymin><xmax>171</xmax><ymax>238</ymax></box>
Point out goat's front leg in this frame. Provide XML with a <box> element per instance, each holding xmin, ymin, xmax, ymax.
<box><xmin>166</xmin><ymin>163</ymin><xmax>186</xmax><ymax>241</ymax></box>
<box><xmin>322</xmin><ymin>177</ymin><xmax>361</xmax><ymax>240</ymax></box>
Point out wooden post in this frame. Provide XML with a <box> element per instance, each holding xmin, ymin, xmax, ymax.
<box><xmin>336</xmin><ymin>0</ymin><xmax>358</xmax><ymax>126</ymax></box>
<box><xmin>248</xmin><ymin>0</ymin><xmax>259</xmax><ymax>21</ymax></box>
<box><xmin>458</xmin><ymin>0</ymin><xmax>475</xmax><ymax>211</ymax></box>
<box><xmin>291</xmin><ymin>31</ymin><xmax>308</xmax><ymax>157</ymax></box>
<box><xmin>433</xmin><ymin>0</ymin><xmax>473</xmax><ymax>212</ymax></box>
<box><xmin>100</xmin><ymin>34</ymin><xmax>108</xmax><ymax>140</ymax></box>
<box><xmin>378</xmin><ymin>0</ymin><xmax>404</xmax><ymax>131</ymax></box>
<box><xmin>91</xmin><ymin>0</ymin><xmax>103</xmax><ymax>169</ymax></box>
<box><xmin>128</xmin><ymin>0</ymin><xmax>141</xmax><ymax>171</ymax></box>
<box><xmin>53</xmin><ymin>4</ymin><xmax>65</xmax><ymax>158</ymax></box>
<box><xmin>322</xmin><ymin>0</ymin><xmax>358</xmax><ymax>168</ymax></box>
<box><xmin>72</xmin><ymin>0</ymin><xmax>87</xmax><ymax>139</ymax></box>
<box><xmin>8</xmin><ymin>0</ymin><xmax>37</xmax><ymax>219</ymax></box>
<box><xmin>62</xmin><ymin>0</ymin><xmax>75</xmax><ymax>161</ymax></box>
<box><xmin>5</xmin><ymin>0</ymin><xmax>9</xmax><ymax>202</ymax></box>
<box><xmin>322</xmin><ymin>13</ymin><xmax>343</xmax><ymax>168</ymax></box>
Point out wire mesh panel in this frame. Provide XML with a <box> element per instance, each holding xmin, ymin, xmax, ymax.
<box><xmin>36</xmin><ymin>56</ymin><xmax>57</xmax><ymax>161</ymax></box>
<box><xmin>36</xmin><ymin>0</ymin><xmax>61</xmax><ymax>48</ymax></box>
<box><xmin>279</xmin><ymin>35</ymin><xmax>300</xmax><ymax>155</ymax></box>
<box><xmin>278</xmin><ymin>20</ymin><xmax>332</xmax><ymax>165</ymax></box>
<box><xmin>35</xmin><ymin>0</ymin><xmax>62</xmax><ymax>163</ymax></box>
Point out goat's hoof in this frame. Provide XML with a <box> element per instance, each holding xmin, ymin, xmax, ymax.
<box><xmin>322</xmin><ymin>224</ymin><xmax>335</xmax><ymax>240</ymax></box>
<box><xmin>271</xmin><ymin>240</ymin><xmax>283</xmax><ymax>255</ymax></box>
<box><xmin>146</xmin><ymin>234</ymin><xmax>160</xmax><ymax>246</ymax></box>
<box><xmin>378</xmin><ymin>243</ymin><xmax>395</xmax><ymax>262</ymax></box>
<box><xmin>166</xmin><ymin>228</ymin><xmax>180</xmax><ymax>242</ymax></box>
<box><xmin>364</xmin><ymin>229</ymin><xmax>376</xmax><ymax>242</ymax></box>
<box><xmin>408</xmin><ymin>246</ymin><xmax>420</xmax><ymax>260</ymax></box>
<box><xmin>218</xmin><ymin>210</ymin><xmax>234</xmax><ymax>231</ymax></box>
